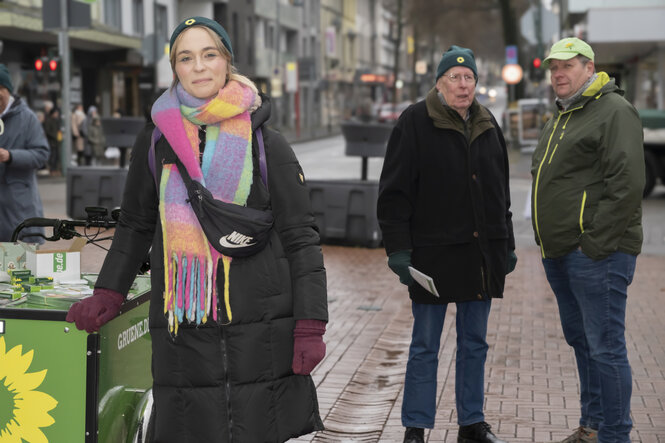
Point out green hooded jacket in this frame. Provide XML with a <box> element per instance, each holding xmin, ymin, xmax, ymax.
<box><xmin>530</xmin><ymin>72</ymin><xmax>644</xmax><ymax>260</ymax></box>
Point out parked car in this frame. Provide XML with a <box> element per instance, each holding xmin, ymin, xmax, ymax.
<box><xmin>376</xmin><ymin>101</ymin><xmax>412</xmax><ymax>123</ymax></box>
<box><xmin>640</xmin><ymin>109</ymin><xmax>665</xmax><ymax>197</ymax></box>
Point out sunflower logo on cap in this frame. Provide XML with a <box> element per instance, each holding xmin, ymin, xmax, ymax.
<box><xmin>185</xmin><ymin>18</ymin><xmax>196</xmax><ymax>25</ymax></box>
<box><xmin>565</xmin><ymin>42</ymin><xmax>573</xmax><ymax>48</ymax></box>
<box><xmin>457</xmin><ymin>57</ymin><xmax>465</xmax><ymax>63</ymax></box>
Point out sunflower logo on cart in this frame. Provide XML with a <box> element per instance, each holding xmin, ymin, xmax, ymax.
<box><xmin>0</xmin><ymin>337</ymin><xmax>58</xmax><ymax>442</ymax></box>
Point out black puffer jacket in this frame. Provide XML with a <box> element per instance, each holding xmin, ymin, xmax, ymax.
<box><xmin>95</xmin><ymin>96</ymin><xmax>328</xmax><ymax>442</ymax></box>
<box><xmin>378</xmin><ymin>90</ymin><xmax>514</xmax><ymax>304</ymax></box>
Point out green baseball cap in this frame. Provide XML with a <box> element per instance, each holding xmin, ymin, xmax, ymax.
<box><xmin>543</xmin><ymin>37</ymin><xmax>594</xmax><ymax>68</ymax></box>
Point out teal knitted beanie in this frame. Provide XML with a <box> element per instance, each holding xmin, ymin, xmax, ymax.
<box><xmin>436</xmin><ymin>45</ymin><xmax>477</xmax><ymax>80</ymax></box>
<box><xmin>170</xmin><ymin>17</ymin><xmax>233</xmax><ymax>61</ymax></box>
<box><xmin>0</xmin><ymin>64</ymin><xmax>13</xmax><ymax>93</ymax></box>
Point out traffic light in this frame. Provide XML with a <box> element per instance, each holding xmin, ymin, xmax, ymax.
<box><xmin>531</xmin><ymin>57</ymin><xmax>544</xmax><ymax>82</ymax></box>
<box><xmin>34</xmin><ymin>50</ymin><xmax>59</xmax><ymax>73</ymax></box>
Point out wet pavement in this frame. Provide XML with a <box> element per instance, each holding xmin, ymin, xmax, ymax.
<box><xmin>34</xmin><ymin>139</ymin><xmax>665</xmax><ymax>442</ymax></box>
<box><xmin>291</xmin><ymin>245</ymin><xmax>665</xmax><ymax>443</ymax></box>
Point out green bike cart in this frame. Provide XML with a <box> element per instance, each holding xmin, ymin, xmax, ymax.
<box><xmin>0</xmin><ymin>274</ymin><xmax>153</xmax><ymax>443</ymax></box>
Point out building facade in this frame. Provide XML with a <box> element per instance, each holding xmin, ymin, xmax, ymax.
<box><xmin>0</xmin><ymin>0</ymin><xmax>415</xmax><ymax>135</ymax></box>
<box><xmin>0</xmin><ymin>0</ymin><xmax>178</xmax><ymax>118</ymax></box>
<box><xmin>561</xmin><ymin>0</ymin><xmax>665</xmax><ymax>110</ymax></box>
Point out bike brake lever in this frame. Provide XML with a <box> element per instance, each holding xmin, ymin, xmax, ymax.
<box><xmin>55</xmin><ymin>220</ymin><xmax>82</xmax><ymax>240</ymax></box>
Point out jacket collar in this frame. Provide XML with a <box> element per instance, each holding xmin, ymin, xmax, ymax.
<box><xmin>557</xmin><ymin>72</ymin><xmax>618</xmax><ymax>113</ymax></box>
<box><xmin>425</xmin><ymin>86</ymin><xmax>494</xmax><ymax>143</ymax></box>
<box><xmin>0</xmin><ymin>94</ymin><xmax>15</xmax><ymax>117</ymax></box>
<box><xmin>251</xmin><ymin>93</ymin><xmax>271</xmax><ymax>131</ymax></box>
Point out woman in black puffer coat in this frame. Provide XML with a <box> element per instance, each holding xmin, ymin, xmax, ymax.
<box><xmin>67</xmin><ymin>16</ymin><xmax>328</xmax><ymax>442</ymax></box>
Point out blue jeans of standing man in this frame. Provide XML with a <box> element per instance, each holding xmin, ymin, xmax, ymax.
<box><xmin>542</xmin><ymin>250</ymin><xmax>636</xmax><ymax>443</ymax></box>
<box><xmin>402</xmin><ymin>299</ymin><xmax>491</xmax><ymax>428</ymax></box>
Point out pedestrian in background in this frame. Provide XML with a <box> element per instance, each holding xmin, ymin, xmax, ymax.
<box><xmin>531</xmin><ymin>38</ymin><xmax>644</xmax><ymax>443</ymax></box>
<box><xmin>0</xmin><ymin>63</ymin><xmax>50</xmax><ymax>242</ymax></box>
<box><xmin>71</xmin><ymin>103</ymin><xmax>88</xmax><ymax>165</ymax></box>
<box><xmin>84</xmin><ymin>106</ymin><xmax>106</xmax><ymax>165</ymax></box>
<box><xmin>66</xmin><ymin>16</ymin><xmax>328</xmax><ymax>442</ymax></box>
<box><xmin>43</xmin><ymin>107</ymin><xmax>61</xmax><ymax>175</ymax></box>
<box><xmin>377</xmin><ymin>45</ymin><xmax>515</xmax><ymax>443</ymax></box>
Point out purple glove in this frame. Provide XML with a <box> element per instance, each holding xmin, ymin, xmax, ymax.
<box><xmin>66</xmin><ymin>288</ymin><xmax>124</xmax><ymax>333</ymax></box>
<box><xmin>292</xmin><ymin>319</ymin><xmax>327</xmax><ymax>375</ymax></box>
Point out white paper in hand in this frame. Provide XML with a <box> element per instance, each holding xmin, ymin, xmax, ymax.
<box><xmin>408</xmin><ymin>266</ymin><xmax>439</xmax><ymax>297</ymax></box>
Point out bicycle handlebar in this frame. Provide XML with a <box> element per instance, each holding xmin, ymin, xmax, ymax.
<box><xmin>11</xmin><ymin>216</ymin><xmax>117</xmax><ymax>242</ymax></box>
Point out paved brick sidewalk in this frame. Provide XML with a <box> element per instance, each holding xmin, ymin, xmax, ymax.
<box><xmin>293</xmin><ymin>246</ymin><xmax>665</xmax><ymax>442</ymax></box>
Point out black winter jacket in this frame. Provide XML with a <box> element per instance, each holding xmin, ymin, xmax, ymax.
<box><xmin>95</xmin><ymin>96</ymin><xmax>328</xmax><ymax>442</ymax></box>
<box><xmin>377</xmin><ymin>91</ymin><xmax>514</xmax><ymax>304</ymax></box>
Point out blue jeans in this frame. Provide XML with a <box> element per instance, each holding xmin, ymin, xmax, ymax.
<box><xmin>402</xmin><ymin>299</ymin><xmax>491</xmax><ymax>428</ymax></box>
<box><xmin>543</xmin><ymin>250</ymin><xmax>636</xmax><ymax>443</ymax></box>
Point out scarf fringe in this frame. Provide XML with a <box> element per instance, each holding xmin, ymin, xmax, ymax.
<box><xmin>163</xmin><ymin>252</ymin><xmax>219</xmax><ymax>334</ymax></box>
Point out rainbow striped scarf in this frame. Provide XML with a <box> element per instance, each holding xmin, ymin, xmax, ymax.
<box><xmin>151</xmin><ymin>81</ymin><xmax>257</xmax><ymax>334</ymax></box>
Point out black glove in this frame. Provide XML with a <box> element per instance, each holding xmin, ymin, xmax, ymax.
<box><xmin>388</xmin><ymin>250</ymin><xmax>415</xmax><ymax>286</ymax></box>
<box><xmin>506</xmin><ymin>250</ymin><xmax>517</xmax><ymax>274</ymax></box>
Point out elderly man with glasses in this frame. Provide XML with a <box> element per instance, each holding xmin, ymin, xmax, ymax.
<box><xmin>377</xmin><ymin>45</ymin><xmax>515</xmax><ymax>443</ymax></box>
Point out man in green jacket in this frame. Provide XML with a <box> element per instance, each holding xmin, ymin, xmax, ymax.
<box><xmin>531</xmin><ymin>38</ymin><xmax>644</xmax><ymax>443</ymax></box>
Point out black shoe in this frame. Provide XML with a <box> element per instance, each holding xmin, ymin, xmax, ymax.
<box><xmin>458</xmin><ymin>422</ymin><xmax>507</xmax><ymax>443</ymax></box>
<box><xmin>404</xmin><ymin>427</ymin><xmax>425</xmax><ymax>443</ymax></box>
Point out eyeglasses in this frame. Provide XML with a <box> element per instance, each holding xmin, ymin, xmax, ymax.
<box><xmin>445</xmin><ymin>73</ymin><xmax>475</xmax><ymax>83</ymax></box>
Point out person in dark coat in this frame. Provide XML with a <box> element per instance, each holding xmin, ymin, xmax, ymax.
<box><xmin>377</xmin><ymin>46</ymin><xmax>516</xmax><ymax>443</ymax></box>
<box><xmin>84</xmin><ymin>106</ymin><xmax>106</xmax><ymax>165</ymax></box>
<box><xmin>43</xmin><ymin>107</ymin><xmax>61</xmax><ymax>174</ymax></box>
<box><xmin>0</xmin><ymin>63</ymin><xmax>50</xmax><ymax>243</ymax></box>
<box><xmin>66</xmin><ymin>17</ymin><xmax>328</xmax><ymax>442</ymax></box>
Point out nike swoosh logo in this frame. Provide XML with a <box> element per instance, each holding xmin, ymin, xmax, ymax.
<box><xmin>219</xmin><ymin>234</ymin><xmax>256</xmax><ymax>248</ymax></box>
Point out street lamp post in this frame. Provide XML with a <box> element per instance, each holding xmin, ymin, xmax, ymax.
<box><xmin>59</xmin><ymin>0</ymin><xmax>72</xmax><ymax>176</ymax></box>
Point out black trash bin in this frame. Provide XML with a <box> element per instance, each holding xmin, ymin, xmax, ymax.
<box><xmin>340</xmin><ymin>121</ymin><xmax>393</xmax><ymax>180</ymax></box>
<box><xmin>66</xmin><ymin>167</ymin><xmax>128</xmax><ymax>219</ymax></box>
<box><xmin>308</xmin><ymin>179</ymin><xmax>382</xmax><ymax>248</ymax></box>
<box><xmin>307</xmin><ymin>121</ymin><xmax>393</xmax><ymax>248</ymax></box>
<box><xmin>100</xmin><ymin>117</ymin><xmax>146</xmax><ymax>168</ymax></box>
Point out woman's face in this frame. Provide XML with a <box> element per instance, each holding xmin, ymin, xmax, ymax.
<box><xmin>174</xmin><ymin>27</ymin><xmax>228</xmax><ymax>99</ymax></box>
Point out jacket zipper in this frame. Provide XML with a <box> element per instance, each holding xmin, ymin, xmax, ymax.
<box><xmin>463</xmin><ymin>121</ymin><xmax>487</xmax><ymax>297</ymax></box>
<box><xmin>480</xmin><ymin>266</ymin><xmax>487</xmax><ymax>294</ymax></box>
<box><xmin>220</xmin><ymin>326</ymin><xmax>233</xmax><ymax>441</ymax></box>
<box><xmin>579</xmin><ymin>190</ymin><xmax>587</xmax><ymax>233</ymax></box>
<box><xmin>534</xmin><ymin>107</ymin><xmax>582</xmax><ymax>257</ymax></box>
<box><xmin>548</xmin><ymin>112</ymin><xmax>574</xmax><ymax>165</ymax></box>
<box><xmin>533</xmin><ymin>113</ymin><xmax>562</xmax><ymax>258</ymax></box>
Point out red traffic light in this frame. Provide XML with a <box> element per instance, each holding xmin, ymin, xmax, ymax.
<box><xmin>35</xmin><ymin>58</ymin><xmax>44</xmax><ymax>71</ymax></box>
<box><xmin>532</xmin><ymin>57</ymin><xmax>542</xmax><ymax>69</ymax></box>
<box><xmin>49</xmin><ymin>59</ymin><xmax>58</xmax><ymax>71</ymax></box>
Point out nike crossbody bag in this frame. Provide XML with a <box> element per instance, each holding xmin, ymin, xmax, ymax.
<box><xmin>172</xmin><ymin>155</ymin><xmax>274</xmax><ymax>258</ymax></box>
<box><xmin>148</xmin><ymin>127</ymin><xmax>273</xmax><ymax>258</ymax></box>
